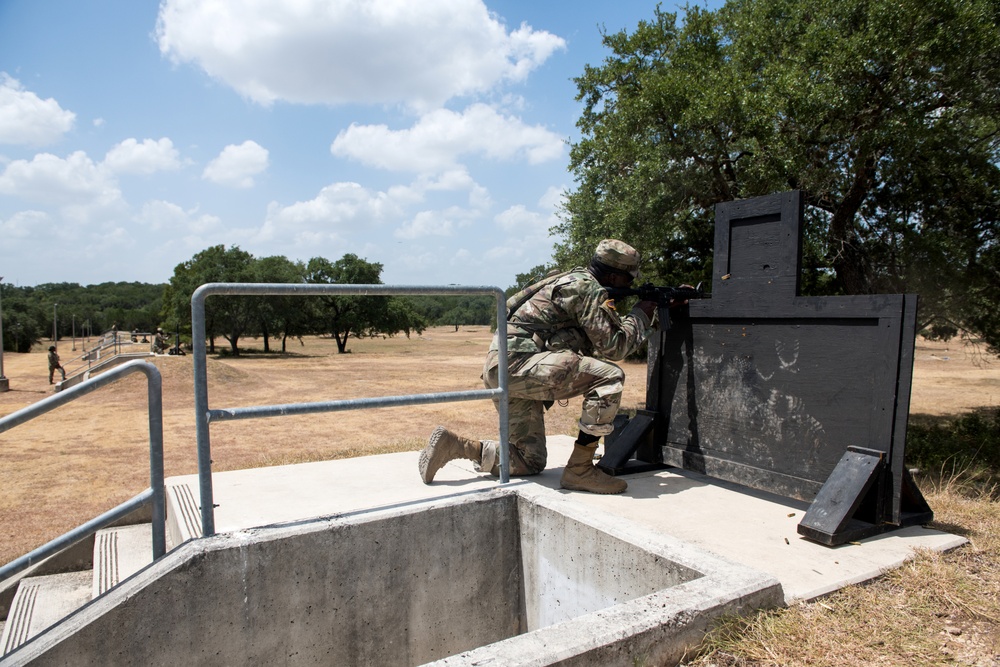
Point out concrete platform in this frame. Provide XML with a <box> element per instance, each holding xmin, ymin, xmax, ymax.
<box><xmin>8</xmin><ymin>485</ymin><xmax>782</xmax><ymax>666</ymax></box>
<box><xmin>168</xmin><ymin>435</ymin><xmax>965</xmax><ymax>604</ymax></box>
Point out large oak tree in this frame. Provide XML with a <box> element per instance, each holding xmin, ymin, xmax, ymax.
<box><xmin>304</xmin><ymin>254</ymin><xmax>426</xmax><ymax>354</ymax></box>
<box><xmin>560</xmin><ymin>0</ymin><xmax>1000</xmax><ymax>347</ymax></box>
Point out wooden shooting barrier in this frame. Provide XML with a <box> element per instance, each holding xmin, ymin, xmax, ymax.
<box><xmin>599</xmin><ymin>190</ymin><xmax>932</xmax><ymax>546</ymax></box>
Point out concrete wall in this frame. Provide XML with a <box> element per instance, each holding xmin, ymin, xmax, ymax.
<box><xmin>4</xmin><ymin>487</ymin><xmax>782</xmax><ymax>667</ymax></box>
<box><xmin>426</xmin><ymin>488</ymin><xmax>784</xmax><ymax>667</ymax></box>
<box><xmin>9</xmin><ymin>493</ymin><xmax>524</xmax><ymax>666</ymax></box>
<box><xmin>517</xmin><ymin>495</ymin><xmax>699</xmax><ymax>630</ymax></box>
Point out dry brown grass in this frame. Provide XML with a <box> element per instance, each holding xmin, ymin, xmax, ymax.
<box><xmin>2</xmin><ymin>330</ymin><xmax>999</xmax><ymax>665</ymax></box>
<box><xmin>683</xmin><ymin>478</ymin><xmax>1000</xmax><ymax>667</ymax></box>
<box><xmin>0</xmin><ymin>326</ymin><xmax>646</xmax><ymax>565</ymax></box>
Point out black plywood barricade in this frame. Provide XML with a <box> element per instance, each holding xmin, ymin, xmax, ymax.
<box><xmin>599</xmin><ymin>190</ymin><xmax>932</xmax><ymax>546</ymax></box>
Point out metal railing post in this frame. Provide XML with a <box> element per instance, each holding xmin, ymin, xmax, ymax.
<box><xmin>190</xmin><ymin>283</ymin><xmax>510</xmax><ymax>537</ymax></box>
<box><xmin>495</xmin><ymin>293</ymin><xmax>510</xmax><ymax>484</ymax></box>
<box><xmin>145</xmin><ymin>362</ymin><xmax>167</xmax><ymax>558</ymax></box>
<box><xmin>191</xmin><ymin>288</ymin><xmax>215</xmax><ymax>537</ymax></box>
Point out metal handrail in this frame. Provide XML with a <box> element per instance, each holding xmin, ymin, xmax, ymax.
<box><xmin>60</xmin><ymin>333</ymin><xmax>116</xmax><ymax>378</ymax></box>
<box><xmin>192</xmin><ymin>283</ymin><xmax>511</xmax><ymax>537</ymax></box>
<box><xmin>62</xmin><ymin>332</ymin><xmax>154</xmax><ymax>380</ymax></box>
<box><xmin>0</xmin><ymin>360</ymin><xmax>167</xmax><ymax>582</ymax></box>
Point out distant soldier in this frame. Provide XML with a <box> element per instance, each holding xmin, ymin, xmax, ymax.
<box><xmin>153</xmin><ymin>328</ymin><xmax>168</xmax><ymax>354</ymax></box>
<box><xmin>48</xmin><ymin>346</ymin><xmax>65</xmax><ymax>384</ymax></box>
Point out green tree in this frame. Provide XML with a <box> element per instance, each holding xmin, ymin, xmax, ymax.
<box><xmin>253</xmin><ymin>255</ymin><xmax>307</xmax><ymax>353</ymax></box>
<box><xmin>30</xmin><ymin>281</ymin><xmax>164</xmax><ymax>337</ymax></box>
<box><xmin>562</xmin><ymin>0</ymin><xmax>1000</xmax><ymax>347</ymax></box>
<box><xmin>305</xmin><ymin>254</ymin><xmax>426</xmax><ymax>353</ymax></box>
<box><xmin>406</xmin><ymin>295</ymin><xmax>495</xmax><ymax>330</ymax></box>
<box><xmin>1</xmin><ymin>286</ymin><xmax>48</xmax><ymax>353</ymax></box>
<box><xmin>163</xmin><ymin>245</ymin><xmax>257</xmax><ymax>356</ymax></box>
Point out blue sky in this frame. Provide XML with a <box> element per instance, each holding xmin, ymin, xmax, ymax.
<box><xmin>0</xmin><ymin>0</ymin><xmax>722</xmax><ymax>290</ymax></box>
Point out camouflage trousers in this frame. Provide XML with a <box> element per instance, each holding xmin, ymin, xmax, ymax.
<box><xmin>482</xmin><ymin>349</ymin><xmax>625</xmax><ymax>475</ymax></box>
<box><xmin>48</xmin><ymin>364</ymin><xmax>65</xmax><ymax>383</ymax></box>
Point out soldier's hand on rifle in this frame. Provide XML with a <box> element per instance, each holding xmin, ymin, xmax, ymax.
<box><xmin>669</xmin><ymin>285</ymin><xmax>696</xmax><ymax>308</ymax></box>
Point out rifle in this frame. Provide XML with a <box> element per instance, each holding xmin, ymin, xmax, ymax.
<box><xmin>606</xmin><ymin>282</ymin><xmax>706</xmax><ymax>330</ymax></box>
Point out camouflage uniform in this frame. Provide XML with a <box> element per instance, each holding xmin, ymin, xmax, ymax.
<box><xmin>479</xmin><ymin>266</ymin><xmax>653</xmax><ymax>474</ymax></box>
<box><xmin>48</xmin><ymin>347</ymin><xmax>65</xmax><ymax>384</ymax></box>
<box><xmin>419</xmin><ymin>239</ymin><xmax>653</xmax><ymax>494</ymax></box>
<box><xmin>153</xmin><ymin>329</ymin><xmax>168</xmax><ymax>354</ymax></box>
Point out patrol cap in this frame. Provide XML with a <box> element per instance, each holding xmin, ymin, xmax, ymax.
<box><xmin>594</xmin><ymin>239</ymin><xmax>641</xmax><ymax>279</ymax></box>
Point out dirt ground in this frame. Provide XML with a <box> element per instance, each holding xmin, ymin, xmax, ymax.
<box><xmin>909</xmin><ymin>336</ymin><xmax>1000</xmax><ymax>417</ymax></box>
<box><xmin>0</xmin><ymin>328</ymin><xmax>997</xmax><ymax>565</ymax></box>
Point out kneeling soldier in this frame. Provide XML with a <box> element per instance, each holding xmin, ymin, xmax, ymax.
<box><xmin>418</xmin><ymin>239</ymin><xmax>656</xmax><ymax>494</ymax></box>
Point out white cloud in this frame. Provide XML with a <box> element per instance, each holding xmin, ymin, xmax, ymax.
<box><xmin>386</xmin><ymin>169</ymin><xmax>492</xmax><ymax>209</ymax></box>
<box><xmin>391</xmin><ymin>249</ymin><xmax>439</xmax><ymax>275</ymax></box>
<box><xmin>331</xmin><ymin>104</ymin><xmax>564</xmax><ymax>173</ymax></box>
<box><xmin>155</xmin><ymin>0</ymin><xmax>565</xmax><ymax>109</ymax></box>
<box><xmin>538</xmin><ymin>185</ymin><xmax>566</xmax><ymax>213</ymax></box>
<box><xmin>0</xmin><ymin>74</ymin><xmax>76</xmax><ymax>146</ymax></box>
<box><xmin>0</xmin><ymin>210</ymin><xmax>52</xmax><ymax>240</ymax></box>
<box><xmin>496</xmin><ymin>185</ymin><xmax>563</xmax><ymax>231</ymax></box>
<box><xmin>202</xmin><ymin>140</ymin><xmax>269</xmax><ymax>188</ymax></box>
<box><xmin>136</xmin><ymin>200</ymin><xmax>222</xmax><ymax>233</ymax></box>
<box><xmin>104</xmin><ymin>138</ymin><xmax>183</xmax><ymax>175</ymax></box>
<box><xmin>495</xmin><ymin>203</ymin><xmax>543</xmax><ymax>232</ymax></box>
<box><xmin>260</xmin><ymin>181</ymin><xmax>402</xmax><ymax>245</ymax></box>
<box><xmin>395</xmin><ymin>211</ymin><xmax>455</xmax><ymax>240</ymax></box>
<box><xmin>0</xmin><ymin>151</ymin><xmax>122</xmax><ymax>208</ymax></box>
<box><xmin>256</xmin><ymin>169</ymin><xmax>495</xmax><ymax>256</ymax></box>
<box><xmin>393</xmin><ymin>203</ymin><xmax>484</xmax><ymax>241</ymax></box>
<box><xmin>485</xmin><ymin>187</ymin><xmax>563</xmax><ymax>269</ymax></box>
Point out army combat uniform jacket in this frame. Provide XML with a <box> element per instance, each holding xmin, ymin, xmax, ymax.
<box><xmin>480</xmin><ymin>268</ymin><xmax>653</xmax><ymax>474</ymax></box>
<box><xmin>488</xmin><ymin>267</ymin><xmax>652</xmax><ymax>361</ymax></box>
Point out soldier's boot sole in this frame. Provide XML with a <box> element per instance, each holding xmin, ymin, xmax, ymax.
<box><xmin>418</xmin><ymin>426</ymin><xmax>482</xmax><ymax>484</ymax></box>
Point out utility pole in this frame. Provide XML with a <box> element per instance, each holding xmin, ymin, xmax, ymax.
<box><xmin>72</xmin><ymin>314</ymin><xmax>77</xmax><ymax>351</ymax></box>
<box><xmin>0</xmin><ymin>276</ymin><xmax>7</xmax><ymax>392</ymax></box>
<box><xmin>53</xmin><ymin>303</ymin><xmax>58</xmax><ymax>348</ymax></box>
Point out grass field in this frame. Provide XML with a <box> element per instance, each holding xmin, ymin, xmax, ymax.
<box><xmin>0</xmin><ymin>326</ymin><xmax>639</xmax><ymax>566</ymax></box>
<box><xmin>1</xmin><ymin>327</ymin><xmax>998</xmax><ymax>665</ymax></box>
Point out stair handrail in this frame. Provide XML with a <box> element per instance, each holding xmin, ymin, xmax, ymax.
<box><xmin>0</xmin><ymin>360</ymin><xmax>166</xmax><ymax>582</ymax></box>
<box><xmin>191</xmin><ymin>283</ymin><xmax>511</xmax><ymax>537</ymax></box>
<box><xmin>61</xmin><ymin>330</ymin><xmax>156</xmax><ymax>381</ymax></box>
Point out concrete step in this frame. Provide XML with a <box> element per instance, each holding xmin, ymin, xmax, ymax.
<box><xmin>0</xmin><ymin>571</ymin><xmax>91</xmax><ymax>656</ymax></box>
<box><xmin>92</xmin><ymin>524</ymin><xmax>154</xmax><ymax>598</ymax></box>
<box><xmin>1</xmin><ymin>523</ymin><xmax>162</xmax><ymax>656</ymax></box>
<box><xmin>166</xmin><ymin>481</ymin><xmax>202</xmax><ymax>546</ymax></box>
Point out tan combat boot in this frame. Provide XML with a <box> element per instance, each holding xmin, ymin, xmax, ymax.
<box><xmin>419</xmin><ymin>426</ymin><xmax>483</xmax><ymax>484</ymax></box>
<box><xmin>560</xmin><ymin>443</ymin><xmax>627</xmax><ymax>494</ymax></box>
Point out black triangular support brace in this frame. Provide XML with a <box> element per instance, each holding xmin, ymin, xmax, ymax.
<box><xmin>798</xmin><ymin>446</ymin><xmax>933</xmax><ymax>546</ymax></box>
<box><xmin>597</xmin><ymin>410</ymin><xmax>667</xmax><ymax>476</ymax></box>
